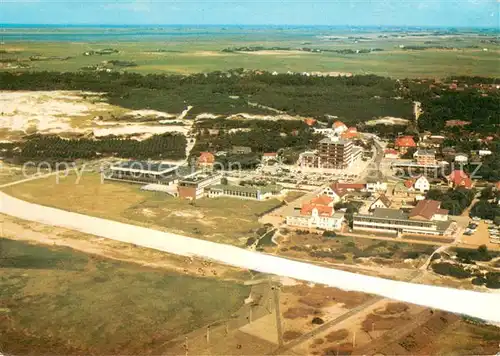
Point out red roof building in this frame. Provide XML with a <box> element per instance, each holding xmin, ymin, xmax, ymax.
<box><xmin>395</xmin><ymin>136</ymin><xmax>417</xmax><ymax>154</ymax></box>
<box><xmin>447</xmin><ymin>170</ymin><xmax>473</xmax><ymax>189</ymax></box>
<box><xmin>409</xmin><ymin>200</ymin><xmax>449</xmax><ymax>220</ymax></box>
<box><xmin>198</xmin><ymin>152</ymin><xmax>215</xmax><ymax>166</ymax></box>
<box><xmin>304</xmin><ymin>118</ymin><xmax>317</xmax><ymax>126</ymax></box>
<box><xmin>309</xmin><ymin>195</ymin><xmax>334</xmax><ymax>206</ymax></box>
<box><xmin>300</xmin><ymin>204</ymin><xmax>333</xmax><ymax>217</ymax></box>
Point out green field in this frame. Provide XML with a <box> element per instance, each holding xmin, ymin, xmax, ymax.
<box><xmin>0</xmin><ymin>237</ymin><xmax>250</xmax><ymax>354</ymax></box>
<box><xmin>2</xmin><ymin>32</ymin><xmax>499</xmax><ymax>78</ymax></box>
<box><xmin>1</xmin><ymin>172</ymin><xmax>282</xmax><ymax>245</ymax></box>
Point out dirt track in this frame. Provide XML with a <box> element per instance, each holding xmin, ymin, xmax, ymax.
<box><xmin>1</xmin><ymin>191</ymin><xmax>500</xmax><ymax>323</ymax></box>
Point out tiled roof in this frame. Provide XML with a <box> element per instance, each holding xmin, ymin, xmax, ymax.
<box><xmin>409</xmin><ymin>200</ymin><xmax>448</xmax><ymax>220</ymax></box>
<box><xmin>333</xmin><ymin>121</ymin><xmax>347</xmax><ymax>129</ymax></box>
<box><xmin>263</xmin><ymin>152</ymin><xmax>278</xmax><ymax>157</ymax></box>
<box><xmin>395</xmin><ymin>136</ymin><xmax>417</xmax><ymax>148</ymax></box>
<box><xmin>447</xmin><ymin>170</ymin><xmax>472</xmax><ymax>188</ymax></box>
<box><xmin>310</xmin><ymin>195</ymin><xmax>334</xmax><ymax>206</ymax></box>
<box><xmin>199</xmin><ymin>151</ymin><xmax>215</xmax><ymax>163</ymax></box>
<box><xmin>301</xmin><ymin>204</ymin><xmax>333</xmax><ymax>217</ymax></box>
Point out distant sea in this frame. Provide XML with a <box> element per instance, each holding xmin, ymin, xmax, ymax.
<box><xmin>0</xmin><ymin>24</ymin><xmax>497</xmax><ymax>42</ymax></box>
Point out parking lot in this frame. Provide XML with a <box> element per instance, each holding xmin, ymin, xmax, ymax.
<box><xmin>459</xmin><ymin>220</ymin><xmax>500</xmax><ymax>249</ymax></box>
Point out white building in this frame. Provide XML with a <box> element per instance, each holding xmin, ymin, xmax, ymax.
<box><xmin>454</xmin><ymin>154</ymin><xmax>468</xmax><ymax>164</ymax></box>
<box><xmin>286</xmin><ymin>195</ymin><xmax>344</xmax><ymax>231</ymax></box>
<box><xmin>369</xmin><ymin>195</ymin><xmax>392</xmax><ymax>211</ymax></box>
<box><xmin>479</xmin><ymin>150</ymin><xmax>493</xmax><ymax>157</ymax></box>
<box><xmin>366</xmin><ymin>180</ymin><xmax>388</xmax><ymax>193</ymax></box>
<box><xmin>414</xmin><ymin>175</ymin><xmax>430</xmax><ymax>193</ymax></box>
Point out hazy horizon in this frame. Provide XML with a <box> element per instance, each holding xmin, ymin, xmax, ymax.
<box><xmin>1</xmin><ymin>0</ymin><xmax>498</xmax><ymax>28</ymax></box>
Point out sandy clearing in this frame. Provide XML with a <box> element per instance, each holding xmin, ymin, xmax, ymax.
<box><xmin>1</xmin><ymin>191</ymin><xmax>499</xmax><ymax>323</ymax></box>
<box><xmin>0</xmin><ymin>91</ymin><xmax>111</xmax><ymax>133</ymax></box>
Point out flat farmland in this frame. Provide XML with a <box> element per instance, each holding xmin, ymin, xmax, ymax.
<box><xmin>2</xmin><ymin>33</ymin><xmax>499</xmax><ymax>78</ymax></box>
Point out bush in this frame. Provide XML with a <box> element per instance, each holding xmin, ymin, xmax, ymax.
<box><xmin>431</xmin><ymin>262</ymin><xmax>472</xmax><ymax>279</ymax></box>
<box><xmin>322</xmin><ymin>231</ymin><xmax>337</xmax><ymax>238</ymax></box>
<box><xmin>311</xmin><ymin>317</ymin><xmax>325</xmax><ymax>325</ymax></box>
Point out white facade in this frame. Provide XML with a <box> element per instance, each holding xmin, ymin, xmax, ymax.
<box><xmin>320</xmin><ymin>187</ymin><xmax>344</xmax><ymax>202</ymax></box>
<box><xmin>414</xmin><ymin>176</ymin><xmax>430</xmax><ymax>193</ymax></box>
<box><xmin>286</xmin><ymin>209</ymin><xmax>344</xmax><ymax>231</ymax></box>
<box><xmin>454</xmin><ymin>155</ymin><xmax>468</xmax><ymax>164</ymax></box>
<box><xmin>479</xmin><ymin>150</ymin><xmax>492</xmax><ymax>157</ymax></box>
<box><xmin>366</xmin><ymin>181</ymin><xmax>387</xmax><ymax>192</ymax></box>
<box><xmin>369</xmin><ymin>198</ymin><xmax>390</xmax><ymax>210</ymax></box>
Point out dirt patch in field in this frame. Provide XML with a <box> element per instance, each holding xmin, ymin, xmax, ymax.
<box><xmin>283</xmin><ymin>330</ymin><xmax>303</xmax><ymax>342</ymax></box>
<box><xmin>283</xmin><ymin>284</ymin><xmax>372</xmax><ymax>309</ymax></box>
<box><xmin>325</xmin><ymin>329</ymin><xmax>350</xmax><ymax>343</ymax></box>
<box><xmin>283</xmin><ymin>307</ymin><xmax>317</xmax><ymax>319</ymax></box>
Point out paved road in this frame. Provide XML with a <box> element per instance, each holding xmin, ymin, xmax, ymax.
<box><xmin>1</xmin><ymin>192</ymin><xmax>499</xmax><ymax>323</ymax></box>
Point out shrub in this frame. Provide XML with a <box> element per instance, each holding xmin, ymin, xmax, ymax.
<box><xmin>431</xmin><ymin>262</ymin><xmax>472</xmax><ymax>279</ymax></box>
<box><xmin>311</xmin><ymin>317</ymin><xmax>325</xmax><ymax>325</ymax></box>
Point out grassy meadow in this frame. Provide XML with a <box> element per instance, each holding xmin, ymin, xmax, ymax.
<box><xmin>1</xmin><ymin>32</ymin><xmax>499</xmax><ymax>78</ymax></box>
<box><xmin>1</xmin><ymin>172</ymin><xmax>282</xmax><ymax>245</ymax></box>
<box><xmin>0</xmin><ymin>237</ymin><xmax>250</xmax><ymax>354</ymax></box>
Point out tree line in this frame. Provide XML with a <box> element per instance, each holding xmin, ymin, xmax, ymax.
<box><xmin>2</xmin><ymin>134</ymin><xmax>186</xmax><ymax>164</ymax></box>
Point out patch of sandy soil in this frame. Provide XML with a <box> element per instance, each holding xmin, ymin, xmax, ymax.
<box><xmin>126</xmin><ymin>109</ymin><xmax>176</xmax><ymax>119</ymax></box>
<box><xmin>0</xmin><ymin>91</ymin><xmax>190</xmax><ymax>139</ymax></box>
<box><xmin>226</xmin><ymin>113</ymin><xmax>305</xmax><ymax>121</ymax></box>
<box><xmin>0</xmin><ymin>91</ymin><xmax>112</xmax><ymax>133</ymax></box>
<box><xmin>365</xmin><ymin>116</ymin><xmax>410</xmax><ymax>126</ymax></box>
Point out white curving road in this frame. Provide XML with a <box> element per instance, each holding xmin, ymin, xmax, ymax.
<box><xmin>1</xmin><ymin>191</ymin><xmax>499</xmax><ymax>323</ymax></box>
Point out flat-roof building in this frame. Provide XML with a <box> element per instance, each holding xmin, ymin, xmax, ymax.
<box><xmin>177</xmin><ymin>173</ymin><xmax>222</xmax><ymax>200</ymax></box>
<box><xmin>106</xmin><ymin>161</ymin><xmax>182</xmax><ymax>185</ymax></box>
<box><xmin>206</xmin><ymin>184</ymin><xmax>283</xmax><ymax>201</ymax></box>
<box><xmin>353</xmin><ymin>200</ymin><xmax>456</xmax><ymax>237</ymax></box>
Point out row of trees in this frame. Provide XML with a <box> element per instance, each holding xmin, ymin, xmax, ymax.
<box><xmin>3</xmin><ymin>134</ymin><xmax>186</xmax><ymax>164</ymax></box>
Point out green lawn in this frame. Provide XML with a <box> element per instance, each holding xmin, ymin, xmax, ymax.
<box><xmin>1</xmin><ymin>172</ymin><xmax>282</xmax><ymax>245</ymax></box>
<box><xmin>0</xmin><ymin>238</ymin><xmax>250</xmax><ymax>355</ymax></box>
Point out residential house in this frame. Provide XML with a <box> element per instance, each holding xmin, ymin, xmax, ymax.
<box><xmin>341</xmin><ymin>127</ymin><xmax>359</xmax><ymax>139</ymax></box>
<box><xmin>198</xmin><ymin>152</ymin><xmax>215</xmax><ymax>169</ymax></box>
<box><xmin>262</xmin><ymin>152</ymin><xmax>278</xmax><ymax>163</ymax></box>
<box><xmin>286</xmin><ymin>195</ymin><xmax>344</xmax><ymax>231</ymax></box>
<box><xmin>369</xmin><ymin>195</ymin><xmax>392</xmax><ymax>211</ymax></box>
<box><xmin>414</xmin><ymin>175</ymin><xmax>431</xmax><ymax>192</ymax></box>
<box><xmin>321</xmin><ymin>181</ymin><xmax>365</xmax><ymax>202</ymax></box>
<box><xmin>332</xmin><ymin>121</ymin><xmax>348</xmax><ymax>134</ymax></box>
<box><xmin>447</xmin><ymin>170</ymin><xmax>473</xmax><ymax>189</ymax></box>
<box><xmin>395</xmin><ymin>136</ymin><xmax>417</xmax><ymax>154</ymax></box>
<box><xmin>304</xmin><ymin>118</ymin><xmax>317</xmax><ymax>126</ymax></box>
<box><xmin>365</xmin><ymin>180</ymin><xmax>388</xmax><ymax>193</ymax></box>
<box><xmin>384</xmin><ymin>149</ymin><xmax>399</xmax><ymax>159</ymax></box>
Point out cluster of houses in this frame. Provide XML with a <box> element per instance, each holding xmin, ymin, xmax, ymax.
<box><xmin>385</xmin><ymin>133</ymin><xmax>493</xmax><ymax>168</ymax></box>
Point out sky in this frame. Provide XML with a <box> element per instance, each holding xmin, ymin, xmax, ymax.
<box><xmin>0</xmin><ymin>0</ymin><xmax>498</xmax><ymax>27</ymax></box>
